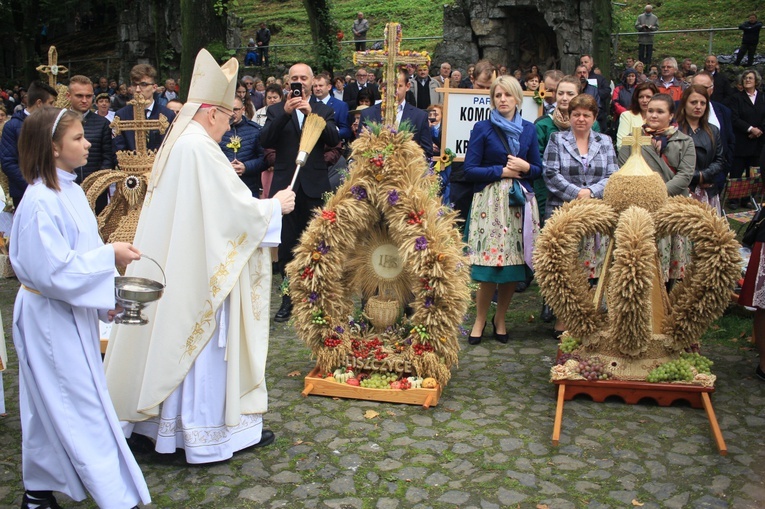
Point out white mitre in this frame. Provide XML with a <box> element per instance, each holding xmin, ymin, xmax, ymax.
<box><xmin>147</xmin><ymin>48</ymin><xmax>238</xmax><ymax>193</ymax></box>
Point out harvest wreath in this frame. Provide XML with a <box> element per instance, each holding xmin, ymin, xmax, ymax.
<box><xmin>287</xmin><ymin>125</ymin><xmax>471</xmax><ymax>388</ymax></box>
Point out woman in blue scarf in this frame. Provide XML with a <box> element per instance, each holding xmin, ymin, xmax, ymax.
<box><xmin>463</xmin><ymin>75</ymin><xmax>543</xmax><ymax>345</ymax></box>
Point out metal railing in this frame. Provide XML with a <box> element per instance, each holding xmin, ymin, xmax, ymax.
<box><xmin>235</xmin><ymin>36</ymin><xmax>443</xmax><ymax>67</ymax></box>
<box><xmin>611</xmin><ymin>27</ymin><xmax>740</xmax><ymax>57</ymax></box>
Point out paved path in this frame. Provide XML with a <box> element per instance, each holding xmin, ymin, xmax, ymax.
<box><xmin>1</xmin><ymin>280</ymin><xmax>764</xmax><ymax>508</ymax></box>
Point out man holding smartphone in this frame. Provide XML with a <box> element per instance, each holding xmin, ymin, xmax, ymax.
<box><xmin>261</xmin><ymin>63</ymin><xmax>341</xmax><ymax>322</ymax></box>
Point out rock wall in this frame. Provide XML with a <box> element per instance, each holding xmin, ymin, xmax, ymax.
<box><xmin>435</xmin><ymin>0</ymin><xmax>611</xmax><ymax>75</ymax></box>
<box><xmin>117</xmin><ymin>1</ymin><xmax>182</xmax><ymax>81</ymax></box>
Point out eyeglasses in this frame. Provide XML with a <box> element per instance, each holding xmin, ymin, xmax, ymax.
<box><xmin>215</xmin><ymin>107</ymin><xmax>236</xmax><ymax>125</ymax></box>
<box><xmin>356</xmin><ymin>73</ymin><xmax>367</xmax><ymax>78</ymax></box>
<box><xmin>132</xmin><ymin>81</ymin><xmax>154</xmax><ymax>88</ymax></box>
<box><xmin>233</xmin><ymin>107</ymin><xmax>244</xmax><ymax>112</ymax></box>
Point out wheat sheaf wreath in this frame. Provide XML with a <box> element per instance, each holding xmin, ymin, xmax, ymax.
<box><xmin>534</xmin><ymin>196</ymin><xmax>740</xmax><ymax>362</ymax></box>
<box><xmin>286</xmin><ymin>126</ymin><xmax>471</xmax><ymax>386</ymax></box>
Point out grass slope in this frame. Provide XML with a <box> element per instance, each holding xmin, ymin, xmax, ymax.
<box><xmin>233</xmin><ymin>0</ymin><xmax>449</xmax><ymax>69</ymax></box>
<box><xmin>234</xmin><ymin>0</ymin><xmax>761</xmax><ymax>72</ymax></box>
<box><xmin>613</xmin><ymin>0</ymin><xmax>762</xmax><ymax>67</ymax></box>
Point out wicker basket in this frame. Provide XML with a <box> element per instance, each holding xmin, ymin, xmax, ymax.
<box><xmin>364</xmin><ymin>296</ymin><xmax>400</xmax><ymax>330</ymax></box>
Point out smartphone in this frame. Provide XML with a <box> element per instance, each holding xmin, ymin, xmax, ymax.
<box><xmin>290</xmin><ymin>82</ymin><xmax>303</xmax><ymax>98</ymax></box>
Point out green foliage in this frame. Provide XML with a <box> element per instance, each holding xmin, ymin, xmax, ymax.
<box><xmin>206</xmin><ymin>40</ymin><xmax>237</xmax><ymax>63</ymax></box>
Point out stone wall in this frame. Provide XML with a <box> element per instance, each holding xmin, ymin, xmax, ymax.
<box><xmin>435</xmin><ymin>0</ymin><xmax>611</xmax><ymax>75</ymax></box>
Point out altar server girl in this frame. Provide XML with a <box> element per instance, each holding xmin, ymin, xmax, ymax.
<box><xmin>11</xmin><ymin>106</ymin><xmax>149</xmax><ymax>509</ymax></box>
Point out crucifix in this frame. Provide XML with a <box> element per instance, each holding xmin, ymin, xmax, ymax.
<box><xmin>353</xmin><ymin>23</ymin><xmax>430</xmax><ymax>125</ymax></box>
<box><xmin>111</xmin><ymin>94</ymin><xmax>170</xmax><ymax>170</ymax></box>
<box><xmin>622</xmin><ymin>127</ymin><xmax>652</xmax><ymax>158</ymax></box>
<box><xmin>36</xmin><ymin>46</ymin><xmax>69</xmax><ymax>87</ymax></box>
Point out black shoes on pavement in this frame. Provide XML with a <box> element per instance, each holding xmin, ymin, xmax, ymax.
<box><xmin>274</xmin><ymin>295</ymin><xmax>292</xmax><ymax>322</ymax></box>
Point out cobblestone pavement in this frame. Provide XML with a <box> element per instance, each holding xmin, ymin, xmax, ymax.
<box><xmin>1</xmin><ymin>280</ymin><xmax>764</xmax><ymax>508</ymax></box>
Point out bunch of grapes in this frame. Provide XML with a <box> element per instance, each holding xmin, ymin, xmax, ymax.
<box><xmin>412</xmin><ymin>342</ymin><xmax>434</xmax><ymax>355</ymax></box>
<box><xmin>323</xmin><ymin>336</ymin><xmax>341</xmax><ymax>347</ymax></box>
<box><xmin>398</xmin><ymin>378</ymin><xmax>412</xmax><ymax>390</ymax></box>
<box><xmin>646</xmin><ymin>353</ymin><xmax>713</xmax><ymax>383</ymax></box>
<box><xmin>556</xmin><ymin>352</ymin><xmax>581</xmax><ymax>366</ymax></box>
<box><xmin>682</xmin><ymin>352</ymin><xmax>713</xmax><ymax>374</ymax></box>
<box><xmin>559</xmin><ymin>335</ymin><xmax>582</xmax><ymax>354</ymax></box>
<box><xmin>369</xmin><ymin>154</ymin><xmax>385</xmax><ymax>168</ymax></box>
<box><xmin>311</xmin><ymin>311</ymin><xmax>328</xmax><ymax>325</ymax></box>
<box><xmin>360</xmin><ymin>372</ymin><xmax>398</xmax><ymax>388</ymax></box>
<box><xmin>575</xmin><ymin>357</ymin><xmax>610</xmax><ymax>381</ymax></box>
<box><xmin>411</xmin><ymin>324</ymin><xmax>429</xmax><ymax>340</ymax></box>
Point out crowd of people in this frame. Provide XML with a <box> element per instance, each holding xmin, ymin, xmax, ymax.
<box><xmin>1</xmin><ymin>13</ymin><xmax>765</xmax><ymax>507</ymax></box>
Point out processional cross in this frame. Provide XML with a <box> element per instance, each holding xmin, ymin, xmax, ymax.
<box><xmin>353</xmin><ymin>23</ymin><xmax>430</xmax><ymax>125</ymax></box>
<box><xmin>36</xmin><ymin>46</ymin><xmax>69</xmax><ymax>87</ymax></box>
<box><xmin>111</xmin><ymin>95</ymin><xmax>170</xmax><ymax>169</ymax></box>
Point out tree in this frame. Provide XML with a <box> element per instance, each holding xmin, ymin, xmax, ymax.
<box><xmin>302</xmin><ymin>0</ymin><xmax>341</xmax><ymax>72</ymax></box>
<box><xmin>179</xmin><ymin>0</ymin><xmax>228</xmax><ymax>100</ymax></box>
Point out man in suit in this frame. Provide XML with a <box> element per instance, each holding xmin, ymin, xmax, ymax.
<box><xmin>360</xmin><ymin>68</ymin><xmax>432</xmax><ymax>160</ymax></box>
<box><xmin>410</xmin><ymin>64</ymin><xmax>440</xmax><ymax>110</ymax></box>
<box><xmin>692</xmin><ymin>72</ymin><xmax>735</xmax><ymax>195</ymax></box>
<box><xmin>261</xmin><ymin>63</ymin><xmax>340</xmax><ymax>322</ymax></box>
<box><xmin>113</xmin><ymin>64</ymin><xmax>176</xmax><ymax>156</ymax></box>
<box><xmin>312</xmin><ymin>72</ymin><xmax>351</xmax><ymax>141</ymax></box>
<box><xmin>575</xmin><ymin>65</ymin><xmax>602</xmax><ymax>111</ymax></box>
<box><xmin>343</xmin><ymin>68</ymin><xmax>380</xmax><ymax>110</ymax></box>
<box><xmin>67</xmin><ymin>75</ymin><xmax>114</xmax><ymax>213</ymax></box>
<box><xmin>580</xmin><ymin>55</ymin><xmax>610</xmax><ymax>131</ymax></box>
<box><xmin>704</xmin><ymin>55</ymin><xmax>734</xmax><ymax>106</ymax></box>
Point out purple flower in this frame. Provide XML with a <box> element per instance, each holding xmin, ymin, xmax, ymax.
<box><xmin>351</xmin><ymin>185</ymin><xmax>367</xmax><ymax>200</ymax></box>
<box><xmin>308</xmin><ymin>292</ymin><xmax>319</xmax><ymax>304</ymax></box>
<box><xmin>334</xmin><ymin>326</ymin><xmax>345</xmax><ymax>334</ymax></box>
<box><xmin>387</xmin><ymin>190</ymin><xmax>400</xmax><ymax>206</ymax></box>
<box><xmin>424</xmin><ymin>297</ymin><xmax>434</xmax><ymax>308</ymax></box>
<box><xmin>316</xmin><ymin>241</ymin><xmax>330</xmax><ymax>255</ymax></box>
<box><xmin>414</xmin><ymin>236</ymin><xmax>428</xmax><ymax>251</ymax></box>
<box><xmin>458</xmin><ymin>326</ymin><xmax>469</xmax><ymax>337</ymax></box>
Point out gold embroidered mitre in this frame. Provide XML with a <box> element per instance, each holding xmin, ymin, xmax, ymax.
<box><xmin>148</xmin><ymin>48</ymin><xmax>239</xmax><ymax>191</ymax></box>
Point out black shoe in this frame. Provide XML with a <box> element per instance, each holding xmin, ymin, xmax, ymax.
<box><xmin>541</xmin><ymin>303</ymin><xmax>554</xmax><ymax>323</ymax></box>
<box><xmin>274</xmin><ymin>296</ymin><xmax>292</xmax><ymax>322</ymax></box>
<box><xmin>468</xmin><ymin>323</ymin><xmax>486</xmax><ymax>345</ymax></box>
<box><xmin>253</xmin><ymin>429</ymin><xmax>275</xmax><ymax>448</ymax></box>
<box><xmin>492</xmin><ymin>315</ymin><xmax>509</xmax><ymax>343</ymax></box>
<box><xmin>756</xmin><ymin>365</ymin><xmax>765</xmax><ymax>382</ymax></box>
<box><xmin>21</xmin><ymin>492</ymin><xmax>62</xmax><ymax>509</ymax></box>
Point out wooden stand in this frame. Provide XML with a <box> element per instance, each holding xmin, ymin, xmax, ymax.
<box><xmin>302</xmin><ymin>366</ymin><xmax>442</xmax><ymax>408</ymax></box>
<box><xmin>552</xmin><ymin>379</ymin><xmax>727</xmax><ymax>455</ymax></box>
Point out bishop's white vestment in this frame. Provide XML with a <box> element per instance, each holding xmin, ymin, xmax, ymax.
<box><xmin>11</xmin><ymin>169</ymin><xmax>150</xmax><ymax>508</ymax></box>
<box><xmin>104</xmin><ymin>121</ymin><xmax>281</xmax><ymax>464</ymax></box>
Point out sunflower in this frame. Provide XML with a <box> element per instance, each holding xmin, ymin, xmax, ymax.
<box><xmin>434</xmin><ymin>148</ymin><xmax>456</xmax><ymax>173</ymax></box>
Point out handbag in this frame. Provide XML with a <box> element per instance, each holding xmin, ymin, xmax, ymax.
<box><xmin>742</xmin><ymin>207</ymin><xmax>765</xmax><ymax>247</ymax></box>
<box><xmin>492</xmin><ymin>124</ymin><xmax>526</xmax><ymax>207</ymax></box>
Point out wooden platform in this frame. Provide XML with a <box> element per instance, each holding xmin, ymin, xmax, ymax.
<box><xmin>302</xmin><ymin>366</ymin><xmax>442</xmax><ymax>408</ymax></box>
<box><xmin>552</xmin><ymin>378</ymin><xmax>727</xmax><ymax>455</ymax></box>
